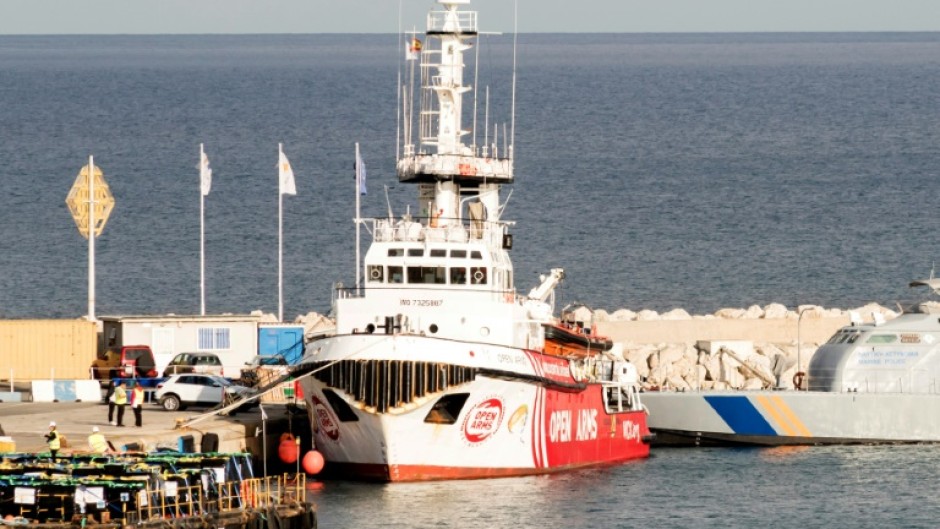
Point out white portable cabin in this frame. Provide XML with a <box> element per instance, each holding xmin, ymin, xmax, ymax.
<box><xmin>100</xmin><ymin>314</ymin><xmax>268</xmax><ymax>376</ymax></box>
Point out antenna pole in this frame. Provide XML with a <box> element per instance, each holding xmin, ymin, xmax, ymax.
<box><xmin>278</xmin><ymin>143</ymin><xmax>285</xmax><ymax>322</ymax></box>
<box><xmin>472</xmin><ymin>32</ymin><xmax>481</xmax><ymax>155</ymax></box>
<box><xmin>88</xmin><ymin>155</ymin><xmax>96</xmax><ymax>322</ymax></box>
<box><xmin>355</xmin><ymin>143</ymin><xmax>362</xmax><ymax>293</ymax></box>
<box><xmin>396</xmin><ymin>0</ymin><xmax>403</xmax><ymax>162</ymax></box>
<box><xmin>510</xmin><ymin>0</ymin><xmax>518</xmax><ymax>160</ymax></box>
<box><xmin>199</xmin><ymin>144</ymin><xmax>206</xmax><ymax>316</ymax></box>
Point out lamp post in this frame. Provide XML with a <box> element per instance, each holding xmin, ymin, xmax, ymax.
<box><xmin>259</xmin><ymin>403</ymin><xmax>268</xmax><ymax>479</ymax></box>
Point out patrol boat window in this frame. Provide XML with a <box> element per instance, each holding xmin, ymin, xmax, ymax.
<box><xmin>867</xmin><ymin>334</ymin><xmax>897</xmax><ymax>344</ymax></box>
<box><xmin>389</xmin><ymin>266</ymin><xmax>404</xmax><ymax>283</ymax></box>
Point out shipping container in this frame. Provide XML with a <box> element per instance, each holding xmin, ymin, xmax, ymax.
<box><xmin>0</xmin><ymin>319</ymin><xmax>97</xmax><ymax>380</ymax></box>
<box><xmin>258</xmin><ymin>324</ymin><xmax>305</xmax><ymax>364</ymax></box>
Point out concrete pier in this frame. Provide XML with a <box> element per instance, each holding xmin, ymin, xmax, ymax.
<box><xmin>0</xmin><ymin>400</ymin><xmax>312</xmax><ymax>471</ymax></box>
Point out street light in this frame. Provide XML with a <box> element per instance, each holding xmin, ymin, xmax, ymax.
<box><xmin>259</xmin><ymin>403</ymin><xmax>268</xmax><ymax>479</ymax></box>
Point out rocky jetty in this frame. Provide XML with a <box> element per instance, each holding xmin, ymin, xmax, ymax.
<box><xmin>581</xmin><ymin>303</ymin><xmax>900</xmax><ymax>391</ymax></box>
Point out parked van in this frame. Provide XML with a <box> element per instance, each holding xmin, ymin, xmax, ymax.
<box><xmin>91</xmin><ymin>345</ymin><xmax>157</xmax><ymax>380</ymax></box>
<box><xmin>162</xmin><ymin>352</ymin><xmax>224</xmax><ymax>378</ymax></box>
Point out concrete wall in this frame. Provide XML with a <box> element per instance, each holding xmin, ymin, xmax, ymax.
<box><xmin>0</xmin><ymin>319</ymin><xmax>97</xmax><ymax>380</ymax></box>
<box><xmin>596</xmin><ymin>316</ymin><xmax>850</xmax><ymax>345</ymax></box>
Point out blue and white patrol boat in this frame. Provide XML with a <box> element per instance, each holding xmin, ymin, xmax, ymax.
<box><xmin>642</xmin><ymin>275</ymin><xmax>940</xmax><ymax>445</ymax></box>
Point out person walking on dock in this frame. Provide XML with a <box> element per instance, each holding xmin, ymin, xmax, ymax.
<box><xmin>106</xmin><ymin>379</ymin><xmax>116</xmax><ymax>424</ymax></box>
<box><xmin>88</xmin><ymin>426</ymin><xmax>109</xmax><ymax>454</ymax></box>
<box><xmin>44</xmin><ymin>421</ymin><xmax>61</xmax><ymax>461</ymax></box>
<box><xmin>113</xmin><ymin>381</ymin><xmax>127</xmax><ymax>427</ymax></box>
<box><xmin>131</xmin><ymin>383</ymin><xmax>145</xmax><ymax>427</ymax></box>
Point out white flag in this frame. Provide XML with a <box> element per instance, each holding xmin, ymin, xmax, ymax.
<box><xmin>199</xmin><ymin>146</ymin><xmax>212</xmax><ymax>196</ymax></box>
<box><xmin>356</xmin><ymin>150</ymin><xmax>367</xmax><ymax>196</ymax></box>
<box><xmin>279</xmin><ymin>149</ymin><xmax>297</xmax><ymax>196</ymax></box>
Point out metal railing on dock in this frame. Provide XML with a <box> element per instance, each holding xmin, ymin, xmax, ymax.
<box><xmin>136</xmin><ymin>473</ymin><xmax>307</xmax><ymax>522</ymax></box>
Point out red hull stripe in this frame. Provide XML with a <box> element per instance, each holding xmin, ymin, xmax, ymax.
<box><xmin>326</xmin><ymin>454</ymin><xmax>650</xmax><ymax>482</ymax></box>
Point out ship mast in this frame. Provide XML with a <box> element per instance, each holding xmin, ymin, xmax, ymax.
<box><xmin>398</xmin><ymin>0</ymin><xmax>514</xmax><ymax>229</ymax></box>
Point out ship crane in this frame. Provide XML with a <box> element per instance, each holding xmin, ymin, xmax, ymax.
<box><xmin>527</xmin><ymin>268</ymin><xmax>565</xmax><ymax>302</ymax></box>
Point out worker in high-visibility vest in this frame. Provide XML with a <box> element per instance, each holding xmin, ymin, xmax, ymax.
<box><xmin>88</xmin><ymin>426</ymin><xmax>109</xmax><ymax>454</ymax></box>
<box><xmin>44</xmin><ymin>421</ymin><xmax>61</xmax><ymax>461</ymax></box>
<box><xmin>113</xmin><ymin>381</ymin><xmax>128</xmax><ymax>427</ymax></box>
<box><xmin>131</xmin><ymin>384</ymin><xmax>145</xmax><ymax>427</ymax></box>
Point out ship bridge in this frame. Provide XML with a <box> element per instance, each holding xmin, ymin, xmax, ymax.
<box><xmin>333</xmin><ymin>213</ymin><xmax>527</xmax><ymax>344</ymax></box>
<box><xmin>359</xmin><ymin>214</ymin><xmax>514</xmax><ymax>294</ymax></box>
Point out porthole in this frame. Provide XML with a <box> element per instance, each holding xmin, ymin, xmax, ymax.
<box><xmin>429</xmin><ymin>324</ymin><xmax>439</xmax><ymax>334</ymax></box>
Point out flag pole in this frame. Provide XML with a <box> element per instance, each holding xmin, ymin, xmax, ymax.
<box><xmin>278</xmin><ymin>143</ymin><xmax>285</xmax><ymax>322</ymax></box>
<box><xmin>88</xmin><ymin>155</ymin><xmax>96</xmax><ymax>321</ymax></box>
<box><xmin>199</xmin><ymin>143</ymin><xmax>206</xmax><ymax>316</ymax></box>
<box><xmin>355</xmin><ymin>142</ymin><xmax>362</xmax><ymax>293</ymax></box>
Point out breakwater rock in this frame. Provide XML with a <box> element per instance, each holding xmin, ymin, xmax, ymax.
<box><xmin>582</xmin><ymin>303</ymin><xmax>899</xmax><ymax>391</ymax></box>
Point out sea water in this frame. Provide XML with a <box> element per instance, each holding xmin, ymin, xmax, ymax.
<box><xmin>2</xmin><ymin>33</ymin><xmax>940</xmax><ymax>319</ymax></box>
<box><xmin>308</xmin><ymin>445</ymin><xmax>940</xmax><ymax>529</ymax></box>
<box><xmin>3</xmin><ymin>32</ymin><xmax>940</xmax><ymax>528</ymax></box>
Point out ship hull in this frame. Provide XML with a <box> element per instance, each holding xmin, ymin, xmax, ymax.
<box><xmin>299</xmin><ymin>335</ymin><xmax>650</xmax><ymax>481</ymax></box>
<box><xmin>642</xmin><ymin>390</ymin><xmax>940</xmax><ymax>446</ymax></box>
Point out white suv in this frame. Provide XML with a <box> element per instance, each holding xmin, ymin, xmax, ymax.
<box><xmin>155</xmin><ymin>374</ymin><xmax>256</xmax><ymax>412</ymax></box>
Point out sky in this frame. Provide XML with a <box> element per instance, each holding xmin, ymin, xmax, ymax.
<box><xmin>2</xmin><ymin>0</ymin><xmax>940</xmax><ymax>35</ymax></box>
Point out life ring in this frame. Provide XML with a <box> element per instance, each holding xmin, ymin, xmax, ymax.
<box><xmin>370</xmin><ymin>268</ymin><xmax>381</xmax><ymax>280</ymax></box>
<box><xmin>473</xmin><ymin>270</ymin><xmax>484</xmax><ymax>282</ymax></box>
<box><xmin>793</xmin><ymin>371</ymin><xmax>806</xmax><ymax>390</ymax></box>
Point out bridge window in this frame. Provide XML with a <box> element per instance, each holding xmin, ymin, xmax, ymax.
<box><xmin>470</xmin><ymin>251</ymin><xmax>482</xmax><ymax>259</ymax></box>
<box><xmin>430</xmin><ymin>249</ymin><xmax>446</xmax><ymax>257</ymax></box>
<box><xmin>367</xmin><ymin>265</ymin><xmax>384</xmax><ymax>283</ymax></box>
<box><xmin>389</xmin><ymin>266</ymin><xmax>404</xmax><ymax>283</ymax></box>
<box><xmin>388</xmin><ymin>248</ymin><xmax>404</xmax><ymax>257</ymax></box>
<box><xmin>451</xmin><ymin>250</ymin><xmax>467</xmax><ymax>258</ymax></box>
<box><xmin>408</xmin><ymin>266</ymin><xmax>446</xmax><ymax>284</ymax></box>
<box><xmin>470</xmin><ymin>267</ymin><xmax>487</xmax><ymax>285</ymax></box>
<box><xmin>450</xmin><ymin>267</ymin><xmax>467</xmax><ymax>284</ymax></box>
<box><xmin>408</xmin><ymin>248</ymin><xmax>424</xmax><ymax>257</ymax></box>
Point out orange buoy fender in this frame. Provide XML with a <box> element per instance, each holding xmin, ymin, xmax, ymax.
<box><xmin>302</xmin><ymin>450</ymin><xmax>325</xmax><ymax>475</ymax></box>
<box><xmin>278</xmin><ymin>433</ymin><xmax>300</xmax><ymax>464</ymax></box>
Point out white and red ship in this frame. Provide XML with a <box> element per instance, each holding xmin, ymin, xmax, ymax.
<box><xmin>298</xmin><ymin>0</ymin><xmax>651</xmax><ymax>481</ymax></box>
